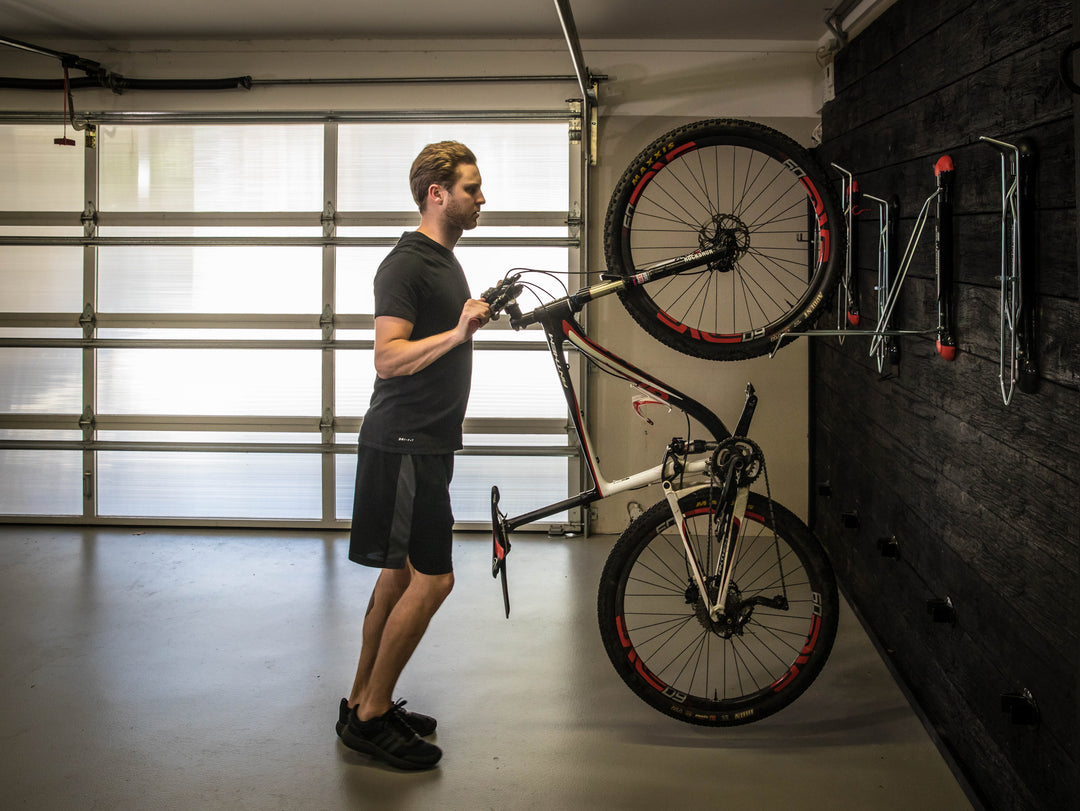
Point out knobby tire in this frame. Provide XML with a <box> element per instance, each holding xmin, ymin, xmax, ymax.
<box><xmin>604</xmin><ymin>119</ymin><xmax>844</xmax><ymax>361</ymax></box>
<box><xmin>597</xmin><ymin>490</ymin><xmax>838</xmax><ymax>726</ymax></box>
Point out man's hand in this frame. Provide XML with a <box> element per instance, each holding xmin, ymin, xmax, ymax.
<box><xmin>462</xmin><ymin>298</ymin><xmax>491</xmax><ymax>338</ymax></box>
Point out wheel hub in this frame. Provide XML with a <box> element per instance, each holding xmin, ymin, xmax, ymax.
<box><xmin>685</xmin><ymin>578</ymin><xmax>751</xmax><ymax>638</ymax></box>
<box><xmin>699</xmin><ymin>214</ymin><xmax>750</xmax><ymax>273</ymax></box>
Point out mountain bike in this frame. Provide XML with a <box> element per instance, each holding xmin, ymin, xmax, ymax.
<box><xmin>481</xmin><ymin>118</ymin><xmax>842</xmax><ymax>727</ymax></box>
<box><xmin>481</xmin><ymin>266</ymin><xmax>838</xmax><ymax>726</ymax></box>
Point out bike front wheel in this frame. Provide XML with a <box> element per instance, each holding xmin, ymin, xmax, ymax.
<box><xmin>604</xmin><ymin>119</ymin><xmax>844</xmax><ymax>360</ymax></box>
<box><xmin>597</xmin><ymin>489</ymin><xmax>838</xmax><ymax>726</ymax></box>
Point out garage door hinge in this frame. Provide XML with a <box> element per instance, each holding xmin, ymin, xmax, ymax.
<box><xmin>566</xmin><ymin>202</ymin><xmax>582</xmax><ymax>233</ymax></box>
<box><xmin>79</xmin><ymin>303</ymin><xmax>96</xmax><ymax>336</ymax></box>
<box><xmin>320</xmin><ymin>305</ymin><xmax>335</xmax><ymax>339</ymax></box>
<box><xmin>82</xmin><ymin>201</ymin><xmax>97</xmax><ymax>237</ymax></box>
<box><xmin>319</xmin><ymin>408</ymin><xmax>335</xmax><ymax>439</ymax></box>
<box><xmin>321</xmin><ymin>201</ymin><xmax>337</xmax><ymax>237</ymax></box>
<box><xmin>79</xmin><ymin>406</ymin><xmax>96</xmax><ymax>432</ymax></box>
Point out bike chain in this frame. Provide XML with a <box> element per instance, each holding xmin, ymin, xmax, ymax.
<box><xmin>758</xmin><ymin>447</ymin><xmax>788</xmax><ymax>603</ymax></box>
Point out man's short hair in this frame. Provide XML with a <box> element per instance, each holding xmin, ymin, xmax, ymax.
<box><xmin>409</xmin><ymin>141</ymin><xmax>478</xmax><ymax>212</ymax></box>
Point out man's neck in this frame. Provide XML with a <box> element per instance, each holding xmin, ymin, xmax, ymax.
<box><xmin>416</xmin><ymin>221</ymin><xmax>463</xmax><ymax>251</ymax></box>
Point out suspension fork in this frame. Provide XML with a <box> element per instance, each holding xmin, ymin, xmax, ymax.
<box><xmin>661</xmin><ymin>479</ymin><xmax>750</xmax><ymax>622</ymax></box>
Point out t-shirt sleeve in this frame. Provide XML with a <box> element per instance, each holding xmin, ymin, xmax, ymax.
<box><xmin>373</xmin><ymin>251</ymin><xmax>423</xmax><ymax>323</ymax></box>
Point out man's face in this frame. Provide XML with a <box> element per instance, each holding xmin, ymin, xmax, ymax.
<box><xmin>443</xmin><ymin>163</ymin><xmax>485</xmax><ymax>231</ymax></box>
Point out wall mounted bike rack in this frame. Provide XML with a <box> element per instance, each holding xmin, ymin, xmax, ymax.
<box><xmin>832</xmin><ymin>164</ymin><xmax>862</xmax><ymax>335</ymax></box>
<box><xmin>979</xmin><ymin>136</ymin><xmax>1038</xmax><ymax>405</ymax></box>
<box><xmin>934</xmin><ymin>157</ymin><xmax>957</xmax><ymax>360</ymax></box>
<box><xmin>795</xmin><ymin>145</ymin><xmax>1041</xmax><ymax>405</ymax></box>
<box><xmin>773</xmin><ymin>161</ymin><xmax>954</xmax><ymax>362</ymax></box>
<box><xmin>863</xmin><ymin>192</ymin><xmax>898</xmax><ymax>372</ymax></box>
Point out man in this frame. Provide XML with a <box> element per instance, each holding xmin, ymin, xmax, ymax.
<box><xmin>337</xmin><ymin>141</ymin><xmax>490</xmax><ymax>770</ymax></box>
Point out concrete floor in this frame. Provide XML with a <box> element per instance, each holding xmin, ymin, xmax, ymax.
<box><xmin>0</xmin><ymin>525</ymin><xmax>976</xmax><ymax>810</ymax></box>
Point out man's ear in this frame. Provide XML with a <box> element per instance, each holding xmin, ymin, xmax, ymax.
<box><xmin>427</xmin><ymin>183</ymin><xmax>445</xmax><ymax>208</ymax></box>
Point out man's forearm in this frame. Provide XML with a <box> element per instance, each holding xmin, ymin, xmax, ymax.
<box><xmin>374</xmin><ymin>328</ymin><xmax>466</xmax><ymax>379</ymax></box>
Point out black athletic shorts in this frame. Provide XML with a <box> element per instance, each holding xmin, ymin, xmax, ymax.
<box><xmin>348</xmin><ymin>445</ymin><xmax>455</xmax><ymax>575</ymax></box>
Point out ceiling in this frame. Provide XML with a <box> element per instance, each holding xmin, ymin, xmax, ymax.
<box><xmin>0</xmin><ymin>0</ymin><xmax>838</xmax><ymax>43</ymax></box>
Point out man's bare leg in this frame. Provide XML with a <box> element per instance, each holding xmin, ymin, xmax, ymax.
<box><xmin>353</xmin><ymin>565</ymin><xmax>454</xmax><ymax>721</ymax></box>
<box><xmin>347</xmin><ymin>566</ymin><xmax>411</xmax><ymax>709</ymax></box>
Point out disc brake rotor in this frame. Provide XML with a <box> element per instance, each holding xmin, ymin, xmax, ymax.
<box><xmin>700</xmin><ymin>214</ymin><xmax>750</xmax><ymax>273</ymax></box>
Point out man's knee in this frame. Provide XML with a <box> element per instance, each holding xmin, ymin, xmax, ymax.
<box><xmin>378</xmin><ymin>566</ymin><xmax>412</xmax><ymax>600</ymax></box>
<box><xmin>438</xmin><ymin>571</ymin><xmax>455</xmax><ymax>598</ymax></box>
<box><xmin>411</xmin><ymin>569</ymin><xmax>454</xmax><ymax>608</ymax></box>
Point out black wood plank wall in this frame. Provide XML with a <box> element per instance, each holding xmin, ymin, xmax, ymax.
<box><xmin>813</xmin><ymin>0</ymin><xmax>1079</xmax><ymax>808</ymax></box>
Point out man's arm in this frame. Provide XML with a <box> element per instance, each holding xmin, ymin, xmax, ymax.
<box><xmin>374</xmin><ymin>298</ymin><xmax>490</xmax><ymax>379</ymax></box>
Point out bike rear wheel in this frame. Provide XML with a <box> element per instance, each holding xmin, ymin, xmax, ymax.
<box><xmin>597</xmin><ymin>489</ymin><xmax>838</xmax><ymax>726</ymax></box>
<box><xmin>604</xmin><ymin>119</ymin><xmax>843</xmax><ymax>360</ymax></box>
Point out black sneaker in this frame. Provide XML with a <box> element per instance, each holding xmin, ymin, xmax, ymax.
<box><xmin>339</xmin><ymin>701</ymin><xmax>442</xmax><ymax>771</ymax></box>
<box><xmin>337</xmin><ymin>697</ymin><xmax>436</xmax><ymax>738</ymax></box>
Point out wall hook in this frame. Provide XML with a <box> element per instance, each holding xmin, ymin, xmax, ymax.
<box><xmin>926</xmin><ymin>596</ymin><xmax>957</xmax><ymax>623</ymax></box>
<box><xmin>1000</xmin><ymin>688</ymin><xmax>1040</xmax><ymax>727</ymax></box>
<box><xmin>877</xmin><ymin>536</ymin><xmax>900</xmax><ymax>558</ymax></box>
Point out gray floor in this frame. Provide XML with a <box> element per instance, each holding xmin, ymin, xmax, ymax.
<box><xmin>0</xmin><ymin>525</ymin><xmax>975</xmax><ymax>810</ymax></box>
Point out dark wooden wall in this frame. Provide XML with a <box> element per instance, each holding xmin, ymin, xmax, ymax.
<box><xmin>813</xmin><ymin>0</ymin><xmax>1079</xmax><ymax>809</ymax></box>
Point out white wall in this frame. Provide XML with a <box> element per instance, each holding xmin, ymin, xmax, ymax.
<box><xmin>0</xmin><ymin>35</ymin><xmax>826</xmax><ymax>530</ymax></box>
<box><xmin>585</xmin><ymin>39</ymin><xmax>822</xmax><ymax>531</ymax></box>
<box><xmin>586</xmin><ymin>115</ymin><xmax>817</xmax><ymax>533</ymax></box>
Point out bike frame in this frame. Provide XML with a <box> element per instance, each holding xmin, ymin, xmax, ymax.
<box><xmin>490</xmin><ymin>275</ymin><xmax>761</xmax><ymax>621</ymax></box>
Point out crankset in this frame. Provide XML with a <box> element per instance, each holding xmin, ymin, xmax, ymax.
<box><xmin>711</xmin><ymin>437</ymin><xmax>765</xmax><ymax>487</ymax></box>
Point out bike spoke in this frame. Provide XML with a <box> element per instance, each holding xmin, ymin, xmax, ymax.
<box><xmin>614</xmin><ymin>505</ymin><xmax>821</xmax><ymax>704</ymax></box>
<box><xmin>619</xmin><ymin>138</ymin><xmax>824</xmax><ymax>339</ymax></box>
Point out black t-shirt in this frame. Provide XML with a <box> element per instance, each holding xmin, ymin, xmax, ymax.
<box><xmin>359</xmin><ymin>231</ymin><xmax>473</xmax><ymax>454</ymax></box>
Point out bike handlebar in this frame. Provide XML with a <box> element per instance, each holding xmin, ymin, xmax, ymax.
<box><xmin>479</xmin><ymin>244</ymin><xmax>718</xmax><ymax>331</ymax></box>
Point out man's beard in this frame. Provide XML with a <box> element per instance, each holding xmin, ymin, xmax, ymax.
<box><xmin>446</xmin><ymin>196</ymin><xmax>479</xmax><ymax>231</ymax></box>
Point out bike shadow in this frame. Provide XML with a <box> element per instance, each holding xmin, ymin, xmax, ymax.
<box><xmin>603</xmin><ymin>701</ymin><xmax>918</xmax><ymax>750</ymax></box>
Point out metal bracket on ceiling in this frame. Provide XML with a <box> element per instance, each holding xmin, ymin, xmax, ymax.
<box><xmin>553</xmin><ymin>0</ymin><xmax>595</xmax><ymax>105</ymax></box>
<box><xmin>824</xmin><ymin>0</ymin><xmax>872</xmax><ymax>52</ymax></box>
<box><xmin>824</xmin><ymin>11</ymin><xmax>849</xmax><ymax>50</ymax></box>
<box><xmin>554</xmin><ymin>0</ymin><xmax>598</xmax><ymax>166</ymax></box>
